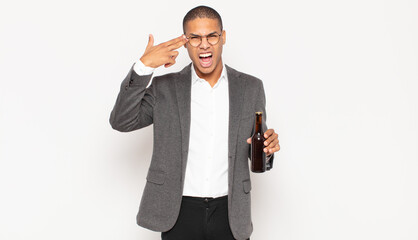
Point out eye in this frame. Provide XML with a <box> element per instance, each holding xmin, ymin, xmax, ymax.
<box><xmin>190</xmin><ymin>36</ymin><xmax>199</xmax><ymax>40</ymax></box>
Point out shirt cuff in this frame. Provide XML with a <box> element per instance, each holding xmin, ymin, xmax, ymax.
<box><xmin>133</xmin><ymin>60</ymin><xmax>155</xmax><ymax>76</ymax></box>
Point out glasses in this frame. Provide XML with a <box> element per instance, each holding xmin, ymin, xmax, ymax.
<box><xmin>186</xmin><ymin>32</ymin><xmax>222</xmax><ymax>47</ymax></box>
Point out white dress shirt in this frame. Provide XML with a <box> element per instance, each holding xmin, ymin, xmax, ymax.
<box><xmin>134</xmin><ymin>60</ymin><xmax>229</xmax><ymax>198</ymax></box>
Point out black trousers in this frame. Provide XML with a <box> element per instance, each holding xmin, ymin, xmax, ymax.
<box><xmin>161</xmin><ymin>195</ymin><xmax>249</xmax><ymax>240</ymax></box>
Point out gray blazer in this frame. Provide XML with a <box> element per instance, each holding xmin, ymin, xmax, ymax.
<box><xmin>110</xmin><ymin>63</ymin><xmax>273</xmax><ymax>240</ymax></box>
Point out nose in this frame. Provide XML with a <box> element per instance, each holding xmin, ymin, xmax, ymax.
<box><xmin>200</xmin><ymin>36</ymin><xmax>210</xmax><ymax>49</ymax></box>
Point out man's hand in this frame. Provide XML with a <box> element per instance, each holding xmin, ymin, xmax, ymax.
<box><xmin>140</xmin><ymin>34</ymin><xmax>188</xmax><ymax>68</ymax></box>
<box><xmin>246</xmin><ymin>129</ymin><xmax>280</xmax><ymax>156</ymax></box>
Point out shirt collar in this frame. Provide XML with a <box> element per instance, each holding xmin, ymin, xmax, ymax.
<box><xmin>191</xmin><ymin>63</ymin><xmax>228</xmax><ymax>87</ymax></box>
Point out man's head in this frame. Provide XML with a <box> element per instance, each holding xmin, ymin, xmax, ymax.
<box><xmin>183</xmin><ymin>6</ymin><xmax>226</xmax><ymax>79</ymax></box>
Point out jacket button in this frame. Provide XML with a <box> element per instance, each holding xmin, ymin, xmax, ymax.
<box><xmin>125</xmin><ymin>85</ymin><xmax>129</xmax><ymax>90</ymax></box>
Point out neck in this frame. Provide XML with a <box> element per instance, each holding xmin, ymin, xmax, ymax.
<box><xmin>194</xmin><ymin>60</ymin><xmax>224</xmax><ymax>87</ymax></box>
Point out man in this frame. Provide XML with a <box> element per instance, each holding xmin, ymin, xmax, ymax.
<box><xmin>110</xmin><ymin>6</ymin><xmax>280</xmax><ymax>240</ymax></box>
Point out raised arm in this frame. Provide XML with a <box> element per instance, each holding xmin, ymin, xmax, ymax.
<box><xmin>109</xmin><ymin>65</ymin><xmax>155</xmax><ymax>132</ymax></box>
<box><xmin>109</xmin><ymin>34</ymin><xmax>188</xmax><ymax>132</ymax></box>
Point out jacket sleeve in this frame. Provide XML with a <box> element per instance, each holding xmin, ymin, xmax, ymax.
<box><xmin>109</xmin><ymin>63</ymin><xmax>156</xmax><ymax>132</ymax></box>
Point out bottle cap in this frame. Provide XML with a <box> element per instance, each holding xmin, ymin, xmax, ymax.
<box><xmin>255</xmin><ymin>111</ymin><xmax>263</xmax><ymax>115</ymax></box>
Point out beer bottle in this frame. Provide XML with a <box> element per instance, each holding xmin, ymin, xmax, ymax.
<box><xmin>251</xmin><ymin>112</ymin><xmax>266</xmax><ymax>173</ymax></box>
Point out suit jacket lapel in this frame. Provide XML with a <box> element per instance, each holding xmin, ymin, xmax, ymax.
<box><xmin>226</xmin><ymin>65</ymin><xmax>245</xmax><ymax>188</ymax></box>
<box><xmin>174</xmin><ymin>64</ymin><xmax>192</xmax><ymax>184</ymax></box>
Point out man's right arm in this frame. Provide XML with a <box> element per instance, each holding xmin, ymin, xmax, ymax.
<box><xmin>109</xmin><ymin>34</ymin><xmax>188</xmax><ymax>132</ymax></box>
<box><xmin>109</xmin><ymin>62</ymin><xmax>156</xmax><ymax>132</ymax></box>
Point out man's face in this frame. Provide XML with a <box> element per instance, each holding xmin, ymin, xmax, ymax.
<box><xmin>184</xmin><ymin>18</ymin><xmax>226</xmax><ymax>77</ymax></box>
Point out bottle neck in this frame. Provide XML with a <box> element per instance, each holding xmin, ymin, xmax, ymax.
<box><xmin>255</xmin><ymin>114</ymin><xmax>263</xmax><ymax>134</ymax></box>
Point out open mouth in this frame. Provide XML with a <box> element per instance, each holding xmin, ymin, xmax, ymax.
<box><xmin>199</xmin><ymin>52</ymin><xmax>213</xmax><ymax>68</ymax></box>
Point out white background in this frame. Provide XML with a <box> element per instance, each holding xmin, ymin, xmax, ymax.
<box><xmin>1</xmin><ymin>0</ymin><xmax>417</xmax><ymax>239</ymax></box>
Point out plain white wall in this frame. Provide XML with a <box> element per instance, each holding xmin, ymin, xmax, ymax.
<box><xmin>1</xmin><ymin>0</ymin><xmax>417</xmax><ymax>239</ymax></box>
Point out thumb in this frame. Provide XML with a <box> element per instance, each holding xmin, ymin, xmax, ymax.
<box><xmin>247</xmin><ymin>138</ymin><xmax>251</xmax><ymax>144</ymax></box>
<box><xmin>146</xmin><ymin>34</ymin><xmax>154</xmax><ymax>50</ymax></box>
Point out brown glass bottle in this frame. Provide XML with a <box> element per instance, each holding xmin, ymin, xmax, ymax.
<box><xmin>251</xmin><ymin>112</ymin><xmax>266</xmax><ymax>173</ymax></box>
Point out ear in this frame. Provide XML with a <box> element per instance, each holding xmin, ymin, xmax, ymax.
<box><xmin>222</xmin><ymin>30</ymin><xmax>226</xmax><ymax>45</ymax></box>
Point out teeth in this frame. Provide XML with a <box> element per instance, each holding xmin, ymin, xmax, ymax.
<box><xmin>199</xmin><ymin>53</ymin><xmax>212</xmax><ymax>58</ymax></box>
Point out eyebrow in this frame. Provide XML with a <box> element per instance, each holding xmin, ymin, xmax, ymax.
<box><xmin>189</xmin><ymin>31</ymin><xmax>218</xmax><ymax>37</ymax></box>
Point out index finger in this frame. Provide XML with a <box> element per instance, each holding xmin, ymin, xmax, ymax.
<box><xmin>263</xmin><ymin>129</ymin><xmax>275</xmax><ymax>138</ymax></box>
<box><xmin>166</xmin><ymin>35</ymin><xmax>188</xmax><ymax>49</ymax></box>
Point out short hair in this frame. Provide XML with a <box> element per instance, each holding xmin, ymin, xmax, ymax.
<box><xmin>183</xmin><ymin>6</ymin><xmax>223</xmax><ymax>33</ymax></box>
